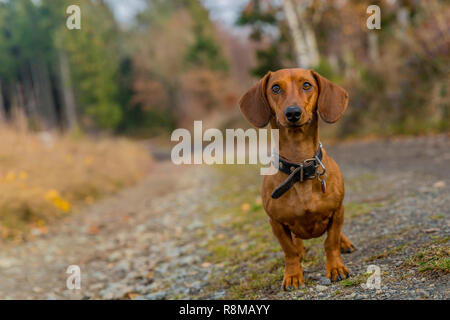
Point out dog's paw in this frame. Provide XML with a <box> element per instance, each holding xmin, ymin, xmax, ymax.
<box><xmin>282</xmin><ymin>270</ymin><xmax>304</xmax><ymax>290</ymax></box>
<box><xmin>340</xmin><ymin>242</ymin><xmax>356</xmax><ymax>254</ymax></box>
<box><xmin>340</xmin><ymin>234</ymin><xmax>356</xmax><ymax>254</ymax></box>
<box><xmin>282</xmin><ymin>259</ymin><xmax>304</xmax><ymax>290</ymax></box>
<box><xmin>326</xmin><ymin>260</ymin><xmax>349</xmax><ymax>282</ymax></box>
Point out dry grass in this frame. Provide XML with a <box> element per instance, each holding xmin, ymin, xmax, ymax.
<box><xmin>0</xmin><ymin>127</ymin><xmax>151</xmax><ymax>242</ymax></box>
<box><xmin>405</xmin><ymin>237</ymin><xmax>450</xmax><ymax>274</ymax></box>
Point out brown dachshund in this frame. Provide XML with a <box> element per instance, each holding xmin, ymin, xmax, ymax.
<box><xmin>239</xmin><ymin>68</ymin><xmax>356</xmax><ymax>289</ymax></box>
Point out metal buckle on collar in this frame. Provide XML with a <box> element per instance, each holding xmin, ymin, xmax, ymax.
<box><xmin>315</xmin><ymin>144</ymin><xmax>327</xmax><ymax>193</ymax></box>
<box><xmin>315</xmin><ymin>154</ymin><xmax>326</xmax><ymax>177</ymax></box>
<box><xmin>271</xmin><ymin>142</ymin><xmax>326</xmax><ymax>198</ymax></box>
<box><xmin>289</xmin><ymin>163</ymin><xmax>304</xmax><ymax>181</ymax></box>
<box><xmin>291</xmin><ymin>158</ymin><xmax>317</xmax><ymax>182</ymax></box>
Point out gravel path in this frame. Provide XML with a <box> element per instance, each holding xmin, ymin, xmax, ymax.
<box><xmin>0</xmin><ymin>135</ymin><xmax>448</xmax><ymax>300</ymax></box>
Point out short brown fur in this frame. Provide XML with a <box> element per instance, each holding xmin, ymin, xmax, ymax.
<box><xmin>239</xmin><ymin>68</ymin><xmax>355</xmax><ymax>289</ymax></box>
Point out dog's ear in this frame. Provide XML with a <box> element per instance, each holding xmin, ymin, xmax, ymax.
<box><xmin>311</xmin><ymin>70</ymin><xmax>348</xmax><ymax>123</ymax></box>
<box><xmin>239</xmin><ymin>72</ymin><xmax>272</xmax><ymax>128</ymax></box>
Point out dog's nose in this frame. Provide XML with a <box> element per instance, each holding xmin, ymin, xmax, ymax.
<box><xmin>285</xmin><ymin>106</ymin><xmax>302</xmax><ymax>123</ymax></box>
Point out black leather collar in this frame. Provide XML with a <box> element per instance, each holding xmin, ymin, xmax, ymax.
<box><xmin>271</xmin><ymin>143</ymin><xmax>324</xmax><ymax>199</ymax></box>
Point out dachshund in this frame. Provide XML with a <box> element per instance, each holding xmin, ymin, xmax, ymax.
<box><xmin>239</xmin><ymin>68</ymin><xmax>355</xmax><ymax>289</ymax></box>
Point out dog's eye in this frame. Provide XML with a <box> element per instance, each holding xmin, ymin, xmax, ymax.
<box><xmin>302</xmin><ymin>82</ymin><xmax>312</xmax><ymax>91</ymax></box>
<box><xmin>271</xmin><ymin>84</ymin><xmax>282</xmax><ymax>94</ymax></box>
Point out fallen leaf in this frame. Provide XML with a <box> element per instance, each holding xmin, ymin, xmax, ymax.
<box><xmin>423</xmin><ymin>228</ymin><xmax>439</xmax><ymax>233</ymax></box>
<box><xmin>88</xmin><ymin>225</ymin><xmax>99</xmax><ymax>235</ymax></box>
<box><xmin>433</xmin><ymin>181</ymin><xmax>446</xmax><ymax>188</ymax></box>
<box><xmin>30</xmin><ymin>227</ymin><xmax>48</xmax><ymax>237</ymax></box>
<box><xmin>127</xmin><ymin>293</ymin><xmax>139</xmax><ymax>299</ymax></box>
<box><xmin>241</xmin><ymin>203</ymin><xmax>251</xmax><ymax>212</ymax></box>
<box><xmin>240</xmin><ymin>243</ymin><xmax>249</xmax><ymax>250</ymax></box>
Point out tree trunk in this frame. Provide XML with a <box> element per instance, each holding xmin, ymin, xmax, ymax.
<box><xmin>282</xmin><ymin>0</ymin><xmax>309</xmax><ymax>67</ymax></box>
<box><xmin>58</xmin><ymin>49</ymin><xmax>78</xmax><ymax>130</ymax></box>
<box><xmin>282</xmin><ymin>0</ymin><xmax>320</xmax><ymax>68</ymax></box>
<box><xmin>31</xmin><ymin>61</ymin><xmax>57</xmax><ymax>129</ymax></box>
<box><xmin>295</xmin><ymin>1</ymin><xmax>320</xmax><ymax>67</ymax></box>
<box><xmin>13</xmin><ymin>83</ymin><xmax>29</xmax><ymax>132</ymax></box>
<box><xmin>368</xmin><ymin>32</ymin><xmax>379</xmax><ymax>62</ymax></box>
<box><xmin>20</xmin><ymin>65</ymin><xmax>39</xmax><ymax>123</ymax></box>
<box><xmin>30</xmin><ymin>62</ymin><xmax>42</xmax><ymax>121</ymax></box>
<box><xmin>395</xmin><ymin>6</ymin><xmax>410</xmax><ymax>45</ymax></box>
<box><xmin>303</xmin><ymin>22</ymin><xmax>320</xmax><ymax>67</ymax></box>
<box><xmin>0</xmin><ymin>81</ymin><xmax>5</xmax><ymax>124</ymax></box>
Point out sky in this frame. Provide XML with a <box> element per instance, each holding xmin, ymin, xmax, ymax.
<box><xmin>202</xmin><ymin>0</ymin><xmax>249</xmax><ymax>26</ymax></box>
<box><xmin>106</xmin><ymin>0</ymin><xmax>249</xmax><ymax>27</ymax></box>
<box><xmin>105</xmin><ymin>0</ymin><xmax>146</xmax><ymax>24</ymax></box>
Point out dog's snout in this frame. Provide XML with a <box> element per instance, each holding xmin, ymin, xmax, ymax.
<box><xmin>285</xmin><ymin>106</ymin><xmax>302</xmax><ymax>123</ymax></box>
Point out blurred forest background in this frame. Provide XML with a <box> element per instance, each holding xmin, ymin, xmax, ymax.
<box><xmin>0</xmin><ymin>0</ymin><xmax>448</xmax><ymax>240</ymax></box>
<box><xmin>0</xmin><ymin>0</ymin><xmax>448</xmax><ymax>137</ymax></box>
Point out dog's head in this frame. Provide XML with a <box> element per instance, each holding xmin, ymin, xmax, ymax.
<box><xmin>239</xmin><ymin>68</ymin><xmax>348</xmax><ymax>129</ymax></box>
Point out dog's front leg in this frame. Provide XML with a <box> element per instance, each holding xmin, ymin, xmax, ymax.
<box><xmin>324</xmin><ymin>205</ymin><xmax>349</xmax><ymax>281</ymax></box>
<box><xmin>270</xmin><ymin>219</ymin><xmax>304</xmax><ymax>289</ymax></box>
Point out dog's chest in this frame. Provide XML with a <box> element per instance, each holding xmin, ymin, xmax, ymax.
<box><xmin>262</xmin><ymin>177</ymin><xmax>338</xmax><ymax>238</ymax></box>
